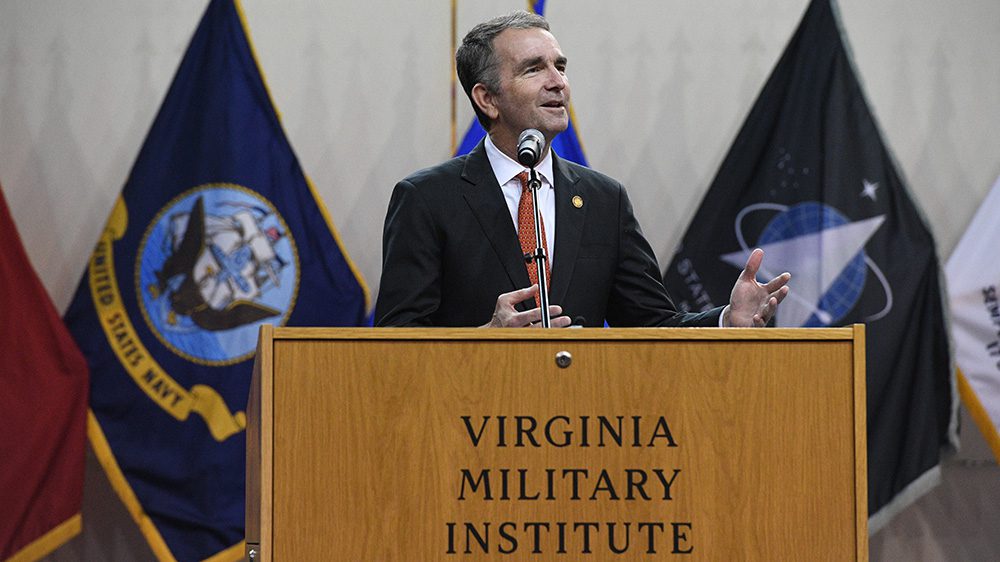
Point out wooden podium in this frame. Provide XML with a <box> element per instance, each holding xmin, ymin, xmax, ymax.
<box><xmin>246</xmin><ymin>326</ymin><xmax>867</xmax><ymax>561</ymax></box>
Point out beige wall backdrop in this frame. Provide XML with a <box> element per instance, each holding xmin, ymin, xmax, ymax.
<box><xmin>2</xmin><ymin>0</ymin><xmax>999</xmax><ymax>560</ymax></box>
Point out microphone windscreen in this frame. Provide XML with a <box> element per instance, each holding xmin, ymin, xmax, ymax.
<box><xmin>516</xmin><ymin>128</ymin><xmax>544</xmax><ymax>167</ymax></box>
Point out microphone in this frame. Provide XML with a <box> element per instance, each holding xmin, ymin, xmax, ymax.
<box><xmin>571</xmin><ymin>316</ymin><xmax>587</xmax><ymax>327</ymax></box>
<box><xmin>517</xmin><ymin>129</ymin><xmax>545</xmax><ymax>167</ymax></box>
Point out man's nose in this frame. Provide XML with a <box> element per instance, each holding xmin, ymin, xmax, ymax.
<box><xmin>544</xmin><ymin>67</ymin><xmax>567</xmax><ymax>90</ymax></box>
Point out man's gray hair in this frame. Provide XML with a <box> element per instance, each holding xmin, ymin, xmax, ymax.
<box><xmin>456</xmin><ymin>10</ymin><xmax>550</xmax><ymax>130</ymax></box>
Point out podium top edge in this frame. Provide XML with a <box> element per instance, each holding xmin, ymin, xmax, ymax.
<box><xmin>266</xmin><ymin>326</ymin><xmax>860</xmax><ymax>342</ymax></box>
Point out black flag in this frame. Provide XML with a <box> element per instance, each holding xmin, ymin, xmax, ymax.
<box><xmin>663</xmin><ymin>0</ymin><xmax>956</xmax><ymax>530</ymax></box>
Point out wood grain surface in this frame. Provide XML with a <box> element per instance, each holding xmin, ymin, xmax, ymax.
<box><xmin>247</xmin><ymin>327</ymin><xmax>866</xmax><ymax>561</ymax></box>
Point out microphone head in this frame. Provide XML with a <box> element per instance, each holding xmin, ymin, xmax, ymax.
<box><xmin>516</xmin><ymin>128</ymin><xmax>545</xmax><ymax>167</ymax></box>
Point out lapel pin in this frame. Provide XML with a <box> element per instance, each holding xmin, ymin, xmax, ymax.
<box><xmin>572</xmin><ymin>195</ymin><xmax>584</xmax><ymax>208</ymax></box>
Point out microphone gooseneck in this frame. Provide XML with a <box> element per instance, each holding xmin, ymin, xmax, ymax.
<box><xmin>514</xmin><ymin>128</ymin><xmax>551</xmax><ymax>328</ymax></box>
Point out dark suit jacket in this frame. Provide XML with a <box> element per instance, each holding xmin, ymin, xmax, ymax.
<box><xmin>374</xmin><ymin>141</ymin><xmax>722</xmax><ymax>327</ymax></box>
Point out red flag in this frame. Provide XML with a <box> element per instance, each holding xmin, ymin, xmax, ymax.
<box><xmin>0</xmin><ymin>185</ymin><xmax>88</xmax><ymax>562</ymax></box>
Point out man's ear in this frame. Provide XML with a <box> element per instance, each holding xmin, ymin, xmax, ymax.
<box><xmin>471</xmin><ymin>84</ymin><xmax>499</xmax><ymax>121</ymax></box>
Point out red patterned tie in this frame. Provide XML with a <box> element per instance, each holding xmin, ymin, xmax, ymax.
<box><xmin>516</xmin><ymin>171</ymin><xmax>550</xmax><ymax>307</ymax></box>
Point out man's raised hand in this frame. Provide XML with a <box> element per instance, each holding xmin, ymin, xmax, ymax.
<box><xmin>723</xmin><ymin>248</ymin><xmax>791</xmax><ymax>328</ymax></box>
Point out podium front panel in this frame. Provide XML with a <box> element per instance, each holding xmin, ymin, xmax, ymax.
<box><xmin>248</xmin><ymin>328</ymin><xmax>866</xmax><ymax>561</ymax></box>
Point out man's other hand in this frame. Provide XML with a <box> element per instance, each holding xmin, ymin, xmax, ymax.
<box><xmin>481</xmin><ymin>284</ymin><xmax>572</xmax><ymax>328</ymax></box>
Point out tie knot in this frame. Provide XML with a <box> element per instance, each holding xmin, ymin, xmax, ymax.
<box><xmin>516</xmin><ymin>171</ymin><xmax>530</xmax><ymax>190</ymax></box>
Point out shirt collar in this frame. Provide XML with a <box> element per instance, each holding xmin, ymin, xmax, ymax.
<box><xmin>484</xmin><ymin>133</ymin><xmax>555</xmax><ymax>188</ymax></box>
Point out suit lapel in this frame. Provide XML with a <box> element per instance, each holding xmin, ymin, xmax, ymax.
<box><xmin>550</xmin><ymin>153</ymin><xmax>584</xmax><ymax>306</ymax></box>
<box><xmin>461</xmin><ymin>142</ymin><xmax>532</xmax><ymax>305</ymax></box>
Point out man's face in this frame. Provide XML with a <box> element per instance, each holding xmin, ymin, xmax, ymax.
<box><xmin>485</xmin><ymin>27</ymin><xmax>570</xmax><ymax>146</ymax></box>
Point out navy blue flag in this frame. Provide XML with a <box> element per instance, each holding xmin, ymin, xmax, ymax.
<box><xmin>662</xmin><ymin>0</ymin><xmax>956</xmax><ymax>531</ymax></box>
<box><xmin>63</xmin><ymin>1</ymin><xmax>368</xmax><ymax>560</ymax></box>
<box><xmin>454</xmin><ymin>0</ymin><xmax>588</xmax><ymax>166</ymax></box>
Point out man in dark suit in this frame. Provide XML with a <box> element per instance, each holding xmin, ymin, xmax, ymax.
<box><xmin>375</xmin><ymin>11</ymin><xmax>789</xmax><ymax>328</ymax></box>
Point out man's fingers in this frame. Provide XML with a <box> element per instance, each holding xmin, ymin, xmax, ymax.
<box><xmin>763</xmin><ymin>272</ymin><xmax>791</xmax><ymax>292</ymax></box>
<box><xmin>550</xmin><ymin>315</ymin><xmax>572</xmax><ymax>328</ymax></box>
<box><xmin>771</xmin><ymin>285</ymin><xmax>789</xmax><ymax>305</ymax></box>
<box><xmin>490</xmin><ymin>287</ymin><xmax>568</xmax><ymax>328</ymax></box>
<box><xmin>499</xmin><ymin>284</ymin><xmax>540</xmax><ymax>306</ymax></box>
<box><xmin>513</xmin><ymin>307</ymin><xmax>543</xmax><ymax>327</ymax></box>
<box><xmin>529</xmin><ymin>315</ymin><xmax>572</xmax><ymax>328</ymax></box>
<box><xmin>726</xmin><ymin>250</ymin><xmax>789</xmax><ymax>328</ymax></box>
<box><xmin>741</xmin><ymin>248</ymin><xmax>764</xmax><ymax>281</ymax></box>
<box><xmin>514</xmin><ymin>304</ymin><xmax>564</xmax><ymax>327</ymax></box>
<box><xmin>764</xmin><ymin>296</ymin><xmax>778</xmax><ymax>319</ymax></box>
<box><xmin>752</xmin><ymin>296</ymin><xmax>779</xmax><ymax>326</ymax></box>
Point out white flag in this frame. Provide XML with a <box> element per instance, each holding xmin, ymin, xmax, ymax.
<box><xmin>946</xmin><ymin>175</ymin><xmax>1000</xmax><ymax>461</ymax></box>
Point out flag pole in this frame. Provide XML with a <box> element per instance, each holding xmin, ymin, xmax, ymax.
<box><xmin>450</xmin><ymin>0</ymin><xmax>457</xmax><ymax>154</ymax></box>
